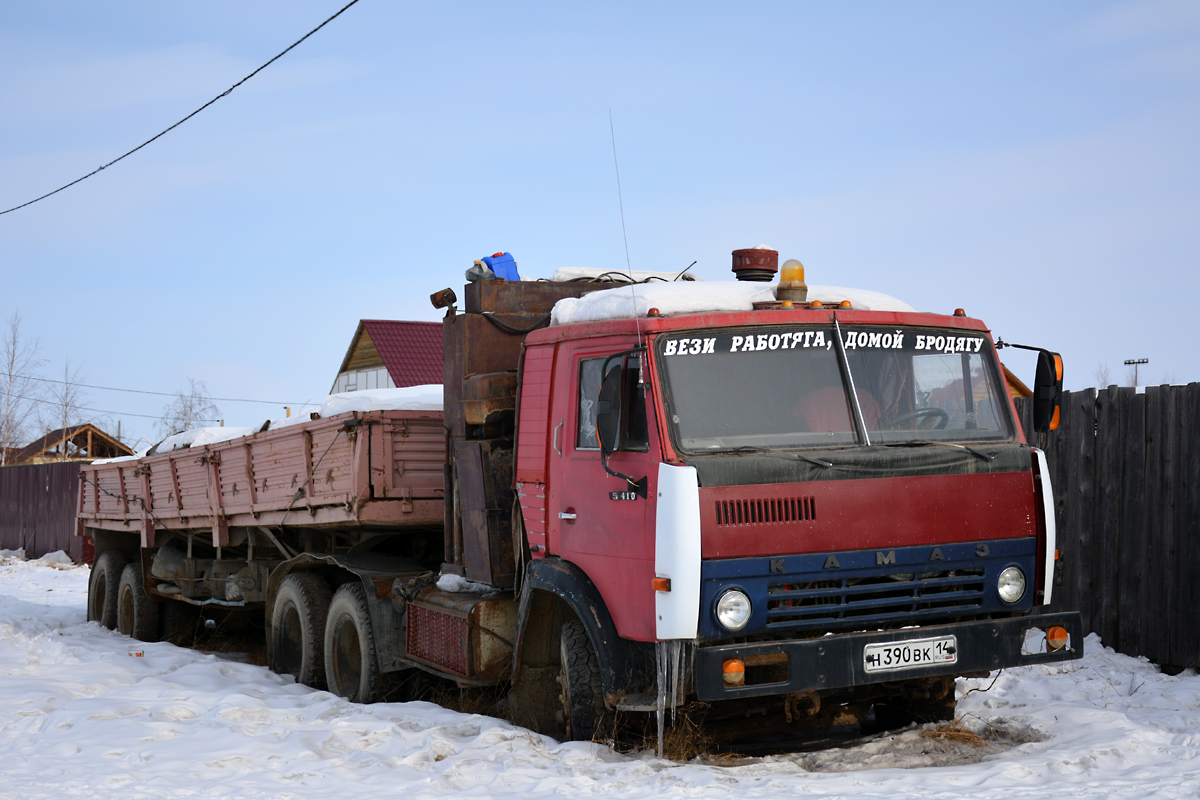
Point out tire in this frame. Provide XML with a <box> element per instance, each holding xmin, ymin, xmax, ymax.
<box><xmin>559</xmin><ymin>619</ymin><xmax>609</xmax><ymax>741</ymax></box>
<box><xmin>270</xmin><ymin>573</ymin><xmax>332</xmax><ymax>688</ymax></box>
<box><xmin>117</xmin><ymin>562</ymin><xmax>160</xmax><ymax>642</ymax></box>
<box><xmin>324</xmin><ymin>583</ymin><xmax>381</xmax><ymax>703</ymax></box>
<box><xmin>88</xmin><ymin>551</ymin><xmax>128</xmax><ymax>630</ymax></box>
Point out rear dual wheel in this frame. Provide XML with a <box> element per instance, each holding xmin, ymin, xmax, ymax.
<box><xmin>88</xmin><ymin>551</ymin><xmax>128</xmax><ymax>629</ymax></box>
<box><xmin>323</xmin><ymin>583</ymin><xmax>382</xmax><ymax>703</ymax></box>
<box><xmin>117</xmin><ymin>563</ymin><xmax>160</xmax><ymax>642</ymax></box>
<box><xmin>270</xmin><ymin>573</ymin><xmax>332</xmax><ymax>689</ymax></box>
<box><xmin>269</xmin><ymin>574</ymin><xmax>383</xmax><ymax>702</ymax></box>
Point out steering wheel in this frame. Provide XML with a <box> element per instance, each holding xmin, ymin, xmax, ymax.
<box><xmin>880</xmin><ymin>408</ymin><xmax>949</xmax><ymax>430</ymax></box>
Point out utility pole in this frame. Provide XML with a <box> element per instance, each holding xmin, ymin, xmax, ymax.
<box><xmin>1124</xmin><ymin>358</ymin><xmax>1149</xmax><ymax>388</ymax></box>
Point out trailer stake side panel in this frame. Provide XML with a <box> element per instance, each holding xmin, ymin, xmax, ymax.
<box><xmin>78</xmin><ymin>409</ymin><xmax>446</xmax><ymax>536</ymax></box>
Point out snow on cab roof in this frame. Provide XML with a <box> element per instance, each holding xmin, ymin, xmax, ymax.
<box><xmin>550</xmin><ymin>267</ymin><xmax>701</xmax><ymax>283</ymax></box>
<box><xmin>91</xmin><ymin>385</ymin><xmax>444</xmax><ymax>464</ymax></box>
<box><xmin>549</xmin><ymin>281</ymin><xmax>914</xmax><ymax>326</ymax></box>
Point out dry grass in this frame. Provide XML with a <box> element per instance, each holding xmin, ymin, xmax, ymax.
<box><xmin>918</xmin><ymin>718</ymin><xmax>989</xmax><ymax>748</ymax></box>
<box><xmin>613</xmin><ymin>702</ymin><xmax>743</xmax><ymax>762</ymax></box>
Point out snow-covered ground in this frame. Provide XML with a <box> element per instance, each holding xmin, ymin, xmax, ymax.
<box><xmin>1</xmin><ymin>552</ymin><xmax>1197</xmax><ymax>799</ymax></box>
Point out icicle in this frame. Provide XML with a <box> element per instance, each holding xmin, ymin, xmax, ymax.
<box><xmin>655</xmin><ymin>641</ymin><xmax>666</xmax><ymax>757</ymax></box>
<box><xmin>654</xmin><ymin>640</ymin><xmax>689</xmax><ymax>758</ymax></box>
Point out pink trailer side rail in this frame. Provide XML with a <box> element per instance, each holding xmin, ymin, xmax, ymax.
<box><xmin>78</xmin><ymin>409</ymin><xmax>447</xmax><ymax>548</ymax></box>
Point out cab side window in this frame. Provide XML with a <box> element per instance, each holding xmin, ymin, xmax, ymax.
<box><xmin>577</xmin><ymin>359</ymin><xmax>605</xmax><ymax>449</ymax></box>
<box><xmin>576</xmin><ymin>355</ymin><xmax>648</xmax><ymax>451</ymax></box>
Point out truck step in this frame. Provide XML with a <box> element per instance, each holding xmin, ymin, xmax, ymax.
<box><xmin>615</xmin><ymin>692</ymin><xmax>658</xmax><ymax>712</ymax></box>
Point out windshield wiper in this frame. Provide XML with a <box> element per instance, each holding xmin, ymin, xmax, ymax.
<box><xmin>729</xmin><ymin>446</ymin><xmax>834</xmax><ymax>469</ymax></box>
<box><xmin>883</xmin><ymin>440</ymin><xmax>994</xmax><ymax>461</ymax></box>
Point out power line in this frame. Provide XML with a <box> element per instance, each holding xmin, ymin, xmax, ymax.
<box><xmin>13</xmin><ymin>373</ymin><xmax>304</xmax><ymax>405</ymax></box>
<box><xmin>0</xmin><ymin>0</ymin><xmax>362</xmax><ymax>217</ymax></box>
<box><xmin>5</xmin><ymin>391</ymin><xmax>220</xmax><ymax>424</ymax></box>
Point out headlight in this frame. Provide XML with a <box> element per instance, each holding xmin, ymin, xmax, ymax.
<box><xmin>716</xmin><ymin>589</ymin><xmax>752</xmax><ymax>631</ymax></box>
<box><xmin>997</xmin><ymin>566</ymin><xmax>1026</xmax><ymax>604</ymax></box>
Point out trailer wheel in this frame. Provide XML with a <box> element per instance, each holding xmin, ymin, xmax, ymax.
<box><xmin>270</xmin><ymin>573</ymin><xmax>332</xmax><ymax>688</ymax></box>
<box><xmin>117</xmin><ymin>563</ymin><xmax>160</xmax><ymax>642</ymax></box>
<box><xmin>559</xmin><ymin>619</ymin><xmax>608</xmax><ymax>741</ymax></box>
<box><xmin>324</xmin><ymin>583</ymin><xmax>380</xmax><ymax>703</ymax></box>
<box><xmin>88</xmin><ymin>551</ymin><xmax>128</xmax><ymax>630</ymax></box>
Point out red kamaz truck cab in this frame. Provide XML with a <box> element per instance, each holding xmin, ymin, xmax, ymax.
<box><xmin>511</xmin><ymin>274</ymin><xmax>1081</xmax><ymax>737</ymax></box>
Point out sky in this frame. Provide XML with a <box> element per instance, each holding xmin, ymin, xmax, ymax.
<box><xmin>2</xmin><ymin>0</ymin><xmax>1198</xmax><ymax>446</ymax></box>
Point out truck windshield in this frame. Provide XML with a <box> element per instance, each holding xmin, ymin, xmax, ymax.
<box><xmin>656</xmin><ymin>325</ymin><xmax>1014</xmax><ymax>453</ymax></box>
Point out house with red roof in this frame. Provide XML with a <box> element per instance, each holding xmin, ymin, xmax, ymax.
<box><xmin>332</xmin><ymin>320</ymin><xmax>443</xmax><ymax>393</ymax></box>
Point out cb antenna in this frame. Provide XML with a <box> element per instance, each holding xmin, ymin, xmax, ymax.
<box><xmin>609</xmin><ymin>110</ymin><xmax>643</xmax><ymax>343</ymax></box>
<box><xmin>609</xmin><ymin>109</ymin><xmax>633</xmax><ymax>278</ymax></box>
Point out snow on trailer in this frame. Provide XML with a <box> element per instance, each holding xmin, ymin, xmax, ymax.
<box><xmin>78</xmin><ymin>387</ymin><xmax>448</xmax><ymax>546</ymax></box>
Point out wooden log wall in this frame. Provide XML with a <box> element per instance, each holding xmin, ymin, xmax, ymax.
<box><xmin>1016</xmin><ymin>385</ymin><xmax>1200</xmax><ymax>669</ymax></box>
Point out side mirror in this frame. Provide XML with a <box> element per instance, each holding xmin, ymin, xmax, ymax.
<box><xmin>1032</xmin><ymin>350</ymin><xmax>1064</xmax><ymax>432</ymax></box>
<box><xmin>596</xmin><ymin>365</ymin><xmax>623</xmax><ymax>455</ymax></box>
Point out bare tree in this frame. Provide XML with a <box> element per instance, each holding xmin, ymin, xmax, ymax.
<box><xmin>159</xmin><ymin>379</ymin><xmax>220</xmax><ymax>437</ymax></box>
<box><xmin>1093</xmin><ymin>362</ymin><xmax>1111</xmax><ymax>389</ymax></box>
<box><xmin>0</xmin><ymin>312</ymin><xmax>46</xmax><ymax>465</ymax></box>
<box><xmin>38</xmin><ymin>359</ymin><xmax>89</xmax><ymax>461</ymax></box>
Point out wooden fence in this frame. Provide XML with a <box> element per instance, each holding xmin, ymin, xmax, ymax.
<box><xmin>1016</xmin><ymin>385</ymin><xmax>1200</xmax><ymax>670</ymax></box>
<box><xmin>0</xmin><ymin>461</ymin><xmax>87</xmax><ymax>563</ymax></box>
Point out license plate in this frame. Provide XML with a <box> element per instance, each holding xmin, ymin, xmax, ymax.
<box><xmin>863</xmin><ymin>635</ymin><xmax>957</xmax><ymax>674</ymax></box>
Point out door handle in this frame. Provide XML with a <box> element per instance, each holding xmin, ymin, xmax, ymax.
<box><xmin>552</xmin><ymin>419</ymin><xmax>564</xmax><ymax>456</ymax></box>
<box><xmin>558</xmin><ymin>510</ymin><xmax>577</xmax><ymax>521</ymax></box>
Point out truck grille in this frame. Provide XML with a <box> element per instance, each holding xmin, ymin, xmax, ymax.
<box><xmin>715</xmin><ymin>495</ymin><xmax>815</xmax><ymax>527</ymax></box>
<box><xmin>407</xmin><ymin>604</ymin><xmax>467</xmax><ymax>675</ymax></box>
<box><xmin>765</xmin><ymin>568</ymin><xmax>985</xmax><ymax>630</ymax></box>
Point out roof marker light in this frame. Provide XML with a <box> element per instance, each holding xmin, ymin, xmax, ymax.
<box><xmin>647</xmin><ymin>307</ymin><xmax>662</xmax><ymax>318</ymax></box>
<box><xmin>778</xmin><ymin>258</ymin><xmax>808</xmax><ymax>303</ymax></box>
<box><xmin>810</xmin><ymin>300</ymin><xmax>824</xmax><ymax>308</ymax></box>
<box><xmin>839</xmin><ymin>300</ymin><xmax>852</xmax><ymax>308</ymax></box>
<box><xmin>954</xmin><ymin>308</ymin><xmax>966</xmax><ymax>317</ymax></box>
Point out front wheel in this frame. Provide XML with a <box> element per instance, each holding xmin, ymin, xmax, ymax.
<box><xmin>269</xmin><ymin>573</ymin><xmax>332</xmax><ymax>688</ymax></box>
<box><xmin>324</xmin><ymin>583</ymin><xmax>381</xmax><ymax>703</ymax></box>
<box><xmin>117</xmin><ymin>562</ymin><xmax>160</xmax><ymax>641</ymax></box>
<box><xmin>559</xmin><ymin>619</ymin><xmax>609</xmax><ymax>741</ymax></box>
<box><xmin>88</xmin><ymin>551</ymin><xmax>128</xmax><ymax>630</ymax></box>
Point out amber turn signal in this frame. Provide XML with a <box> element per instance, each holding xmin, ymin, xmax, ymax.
<box><xmin>1046</xmin><ymin>625</ymin><xmax>1069</xmax><ymax>652</ymax></box>
<box><xmin>722</xmin><ymin>658</ymin><xmax>745</xmax><ymax>687</ymax></box>
<box><xmin>652</xmin><ymin>577</ymin><xmax>672</xmax><ymax>593</ymax></box>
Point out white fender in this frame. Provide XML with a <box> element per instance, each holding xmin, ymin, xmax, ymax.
<box><xmin>654</xmin><ymin>463</ymin><xmax>701</xmax><ymax>640</ymax></box>
<box><xmin>1035</xmin><ymin>448</ymin><xmax>1057</xmax><ymax>605</ymax></box>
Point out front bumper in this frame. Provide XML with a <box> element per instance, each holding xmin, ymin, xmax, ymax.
<box><xmin>694</xmin><ymin>611</ymin><xmax>1083</xmax><ymax>702</ymax></box>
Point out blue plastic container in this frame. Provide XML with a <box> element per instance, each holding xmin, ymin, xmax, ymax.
<box><xmin>481</xmin><ymin>252</ymin><xmax>520</xmax><ymax>281</ymax></box>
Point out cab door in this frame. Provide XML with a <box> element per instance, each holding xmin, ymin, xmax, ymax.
<box><xmin>547</xmin><ymin>343</ymin><xmax>659</xmax><ymax>642</ymax></box>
